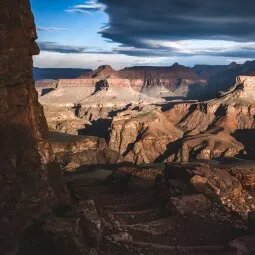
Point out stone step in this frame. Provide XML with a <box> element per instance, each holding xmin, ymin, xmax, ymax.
<box><xmin>121</xmin><ymin>218</ymin><xmax>174</xmax><ymax>246</ymax></box>
<box><xmin>74</xmin><ymin>186</ymin><xmax>155</xmax><ymax>204</ymax></box>
<box><xmin>130</xmin><ymin>241</ymin><xmax>224</xmax><ymax>255</ymax></box>
<box><xmin>112</xmin><ymin>208</ymin><xmax>160</xmax><ymax>224</ymax></box>
<box><xmin>104</xmin><ymin>240</ymin><xmax>223</xmax><ymax>255</ymax></box>
<box><xmin>122</xmin><ymin>215</ymin><xmax>240</xmax><ymax>248</ymax></box>
<box><xmin>88</xmin><ymin>191</ymin><xmax>154</xmax><ymax>202</ymax></box>
<box><xmin>102</xmin><ymin>200</ymin><xmax>156</xmax><ymax>212</ymax></box>
<box><xmin>89</xmin><ymin>195</ymin><xmax>157</xmax><ymax>209</ymax></box>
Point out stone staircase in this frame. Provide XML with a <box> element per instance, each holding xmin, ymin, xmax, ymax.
<box><xmin>68</xmin><ymin>174</ymin><xmax>235</xmax><ymax>255</ymax></box>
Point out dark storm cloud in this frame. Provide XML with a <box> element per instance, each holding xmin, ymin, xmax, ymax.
<box><xmin>113</xmin><ymin>45</ymin><xmax>255</xmax><ymax>59</ymax></box>
<box><xmin>38</xmin><ymin>40</ymin><xmax>255</xmax><ymax>59</ymax></box>
<box><xmin>38</xmin><ymin>41</ymin><xmax>87</xmax><ymax>53</ymax></box>
<box><xmin>38</xmin><ymin>41</ymin><xmax>115</xmax><ymax>54</ymax></box>
<box><xmin>98</xmin><ymin>0</ymin><xmax>255</xmax><ymax>56</ymax></box>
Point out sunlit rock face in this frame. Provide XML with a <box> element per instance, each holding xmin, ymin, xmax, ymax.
<box><xmin>108</xmin><ymin>76</ymin><xmax>255</xmax><ymax>164</ymax></box>
<box><xmin>80</xmin><ymin>64</ymin><xmax>206</xmax><ymax>96</ymax></box>
<box><xmin>109</xmin><ymin>106</ymin><xmax>184</xmax><ymax>164</ymax></box>
<box><xmin>0</xmin><ymin>0</ymin><xmax>68</xmax><ymax>252</ymax></box>
<box><xmin>170</xmin><ymin>76</ymin><xmax>255</xmax><ymax>162</ymax></box>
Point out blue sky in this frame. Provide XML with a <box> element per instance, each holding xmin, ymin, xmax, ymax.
<box><xmin>31</xmin><ymin>0</ymin><xmax>135</xmax><ymax>69</ymax></box>
<box><xmin>31</xmin><ymin>0</ymin><xmax>112</xmax><ymax>49</ymax></box>
<box><xmin>31</xmin><ymin>0</ymin><xmax>255</xmax><ymax>69</ymax></box>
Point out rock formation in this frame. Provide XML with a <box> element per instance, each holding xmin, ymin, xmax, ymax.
<box><xmin>204</xmin><ymin>60</ymin><xmax>255</xmax><ymax>99</ymax></box>
<box><xmin>163</xmin><ymin>162</ymin><xmax>255</xmax><ymax>216</ymax></box>
<box><xmin>171</xmin><ymin>76</ymin><xmax>255</xmax><ymax>162</ymax></box>
<box><xmin>38</xmin><ymin>74</ymin><xmax>255</xmax><ymax>165</ymax></box>
<box><xmin>38</xmin><ymin>77</ymin><xmax>161</xmax><ymax>108</ymax></box>
<box><xmin>109</xmin><ymin>76</ymin><xmax>255</xmax><ymax>163</ymax></box>
<box><xmin>109</xmin><ymin>106</ymin><xmax>183</xmax><ymax>164</ymax></box>
<box><xmin>0</xmin><ymin>0</ymin><xmax>68</xmax><ymax>252</ymax></box>
<box><xmin>49</xmin><ymin>132</ymin><xmax>120</xmax><ymax>171</ymax></box>
<box><xmin>84</xmin><ymin>64</ymin><xmax>118</xmax><ymax>79</ymax></box>
<box><xmin>58</xmin><ymin>162</ymin><xmax>255</xmax><ymax>254</ymax></box>
<box><xmin>81</xmin><ymin>63</ymin><xmax>206</xmax><ymax>97</ymax></box>
<box><xmin>35</xmin><ymin>64</ymin><xmax>208</xmax><ymax>138</ymax></box>
<box><xmin>37</xmin><ymin>69</ymin><xmax>255</xmax><ymax>165</ymax></box>
<box><xmin>4</xmin><ymin>1</ymin><xmax>255</xmax><ymax>254</ymax></box>
<box><xmin>192</xmin><ymin>64</ymin><xmax>226</xmax><ymax>80</ymax></box>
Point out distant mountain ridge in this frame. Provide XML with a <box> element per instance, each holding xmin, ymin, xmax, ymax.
<box><xmin>192</xmin><ymin>64</ymin><xmax>227</xmax><ymax>80</ymax></box>
<box><xmin>34</xmin><ymin>61</ymin><xmax>255</xmax><ymax>99</ymax></box>
<box><xmin>119</xmin><ymin>63</ymin><xmax>201</xmax><ymax>81</ymax></box>
<box><xmin>82</xmin><ymin>63</ymin><xmax>202</xmax><ymax>81</ymax></box>
<box><xmin>81</xmin><ymin>63</ymin><xmax>206</xmax><ymax>97</ymax></box>
<box><xmin>33</xmin><ymin>67</ymin><xmax>92</xmax><ymax>81</ymax></box>
<box><xmin>204</xmin><ymin>60</ymin><xmax>255</xmax><ymax>98</ymax></box>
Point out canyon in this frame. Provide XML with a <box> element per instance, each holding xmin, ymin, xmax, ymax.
<box><xmin>1</xmin><ymin>0</ymin><xmax>255</xmax><ymax>254</ymax></box>
<box><xmin>37</xmin><ymin>65</ymin><xmax>255</xmax><ymax>167</ymax></box>
<box><xmin>110</xmin><ymin>75</ymin><xmax>255</xmax><ymax>164</ymax></box>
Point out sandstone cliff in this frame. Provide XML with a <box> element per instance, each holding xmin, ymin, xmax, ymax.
<box><xmin>0</xmin><ymin>1</ymin><xmax>68</xmax><ymax>252</ymax></box>
<box><xmin>80</xmin><ymin>64</ymin><xmax>206</xmax><ymax>97</ymax></box>
<box><xmin>49</xmin><ymin>132</ymin><xmax>120</xmax><ymax>171</ymax></box>
<box><xmin>109</xmin><ymin>106</ymin><xmax>184</xmax><ymax>164</ymax></box>
<box><xmin>163</xmin><ymin>76</ymin><xmax>255</xmax><ymax>162</ymax></box>
<box><xmin>203</xmin><ymin>60</ymin><xmax>255</xmax><ymax>99</ymax></box>
<box><xmin>109</xmin><ymin>76</ymin><xmax>255</xmax><ymax>163</ymax></box>
<box><xmin>192</xmin><ymin>64</ymin><xmax>226</xmax><ymax>80</ymax></box>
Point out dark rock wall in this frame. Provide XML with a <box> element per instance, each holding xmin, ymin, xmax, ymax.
<box><xmin>0</xmin><ymin>0</ymin><xmax>68</xmax><ymax>252</ymax></box>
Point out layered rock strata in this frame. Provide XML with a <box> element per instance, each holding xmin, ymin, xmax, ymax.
<box><xmin>49</xmin><ymin>132</ymin><xmax>120</xmax><ymax>171</ymax></box>
<box><xmin>109</xmin><ymin>76</ymin><xmax>255</xmax><ymax>163</ymax></box>
<box><xmin>109</xmin><ymin>106</ymin><xmax>183</xmax><ymax>164</ymax></box>
<box><xmin>82</xmin><ymin>64</ymin><xmax>207</xmax><ymax>97</ymax></box>
<box><xmin>171</xmin><ymin>76</ymin><xmax>255</xmax><ymax>162</ymax></box>
<box><xmin>163</xmin><ymin>163</ymin><xmax>255</xmax><ymax>216</ymax></box>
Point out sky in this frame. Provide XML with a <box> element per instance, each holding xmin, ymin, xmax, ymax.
<box><xmin>31</xmin><ymin>0</ymin><xmax>255</xmax><ymax>70</ymax></box>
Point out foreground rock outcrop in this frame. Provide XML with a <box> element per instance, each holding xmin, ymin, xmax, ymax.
<box><xmin>58</xmin><ymin>163</ymin><xmax>255</xmax><ymax>254</ymax></box>
<box><xmin>163</xmin><ymin>163</ymin><xmax>255</xmax><ymax>216</ymax></box>
<box><xmin>0</xmin><ymin>0</ymin><xmax>69</xmax><ymax>252</ymax></box>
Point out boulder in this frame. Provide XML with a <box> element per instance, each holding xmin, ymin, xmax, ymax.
<box><xmin>78</xmin><ymin>200</ymin><xmax>103</xmax><ymax>247</ymax></box>
<box><xmin>164</xmin><ymin>164</ymin><xmax>255</xmax><ymax>216</ymax></box>
<box><xmin>170</xmin><ymin>194</ymin><xmax>212</xmax><ymax>216</ymax></box>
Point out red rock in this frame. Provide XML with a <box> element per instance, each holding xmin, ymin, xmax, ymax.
<box><xmin>0</xmin><ymin>1</ymin><xmax>68</xmax><ymax>252</ymax></box>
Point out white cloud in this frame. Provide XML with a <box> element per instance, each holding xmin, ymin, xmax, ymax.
<box><xmin>226</xmin><ymin>58</ymin><xmax>254</xmax><ymax>64</ymax></box>
<box><xmin>33</xmin><ymin>51</ymin><xmax>169</xmax><ymax>70</ymax></box>
<box><xmin>37</xmin><ymin>27</ymin><xmax>69</xmax><ymax>32</ymax></box>
<box><xmin>137</xmin><ymin>39</ymin><xmax>255</xmax><ymax>57</ymax></box>
<box><xmin>66</xmin><ymin>1</ymin><xmax>105</xmax><ymax>14</ymax></box>
<box><xmin>33</xmin><ymin>50</ymin><xmax>251</xmax><ymax>70</ymax></box>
